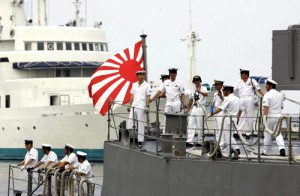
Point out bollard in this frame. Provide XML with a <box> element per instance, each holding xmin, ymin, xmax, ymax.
<box><xmin>160</xmin><ymin>134</ymin><xmax>173</xmax><ymax>153</ymax></box>
<box><xmin>173</xmin><ymin>137</ymin><xmax>187</xmax><ymax>156</ymax></box>
<box><xmin>164</xmin><ymin>113</ymin><xmax>188</xmax><ymax>139</ymax></box>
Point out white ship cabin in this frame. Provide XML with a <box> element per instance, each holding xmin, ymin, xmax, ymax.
<box><xmin>0</xmin><ymin>0</ymin><xmax>113</xmax><ymax>109</ymax></box>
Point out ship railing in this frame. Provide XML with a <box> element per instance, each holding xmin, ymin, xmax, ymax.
<box><xmin>107</xmin><ymin>100</ymin><xmax>300</xmax><ymax>164</ymax></box>
<box><xmin>8</xmin><ymin>166</ymin><xmax>99</xmax><ymax>196</ymax></box>
<box><xmin>8</xmin><ymin>165</ymin><xmax>48</xmax><ymax>195</ymax></box>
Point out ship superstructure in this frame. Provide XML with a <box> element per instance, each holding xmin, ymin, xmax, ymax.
<box><xmin>0</xmin><ymin>0</ymin><xmax>114</xmax><ymax>161</ymax></box>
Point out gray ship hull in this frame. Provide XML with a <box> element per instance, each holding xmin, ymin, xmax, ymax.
<box><xmin>102</xmin><ymin>142</ymin><xmax>300</xmax><ymax>196</ymax></box>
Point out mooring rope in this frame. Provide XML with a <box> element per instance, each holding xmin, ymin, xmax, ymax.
<box><xmin>42</xmin><ymin>168</ymin><xmax>56</xmax><ymax>196</ymax></box>
<box><xmin>207</xmin><ymin>114</ymin><xmax>290</xmax><ymax>158</ymax></box>
<box><xmin>60</xmin><ymin>170</ymin><xmax>70</xmax><ymax>196</ymax></box>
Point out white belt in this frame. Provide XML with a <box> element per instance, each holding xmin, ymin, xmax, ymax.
<box><xmin>268</xmin><ymin>113</ymin><xmax>281</xmax><ymax>117</ymax></box>
<box><xmin>240</xmin><ymin>96</ymin><xmax>253</xmax><ymax>98</ymax></box>
<box><xmin>167</xmin><ymin>98</ymin><xmax>180</xmax><ymax>102</ymax></box>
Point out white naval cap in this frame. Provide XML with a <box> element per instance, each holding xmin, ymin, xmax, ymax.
<box><xmin>65</xmin><ymin>143</ymin><xmax>75</xmax><ymax>149</ymax></box>
<box><xmin>266</xmin><ymin>78</ymin><xmax>278</xmax><ymax>85</ymax></box>
<box><xmin>41</xmin><ymin>144</ymin><xmax>51</xmax><ymax>148</ymax></box>
<box><xmin>135</xmin><ymin>70</ymin><xmax>146</xmax><ymax>74</ymax></box>
<box><xmin>223</xmin><ymin>84</ymin><xmax>234</xmax><ymax>88</ymax></box>
<box><xmin>76</xmin><ymin>151</ymin><xmax>87</xmax><ymax>156</ymax></box>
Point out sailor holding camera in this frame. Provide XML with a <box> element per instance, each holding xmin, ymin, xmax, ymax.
<box><xmin>186</xmin><ymin>75</ymin><xmax>208</xmax><ymax>146</ymax></box>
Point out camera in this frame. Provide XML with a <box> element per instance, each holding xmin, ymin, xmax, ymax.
<box><xmin>194</xmin><ymin>92</ymin><xmax>199</xmax><ymax>101</ymax></box>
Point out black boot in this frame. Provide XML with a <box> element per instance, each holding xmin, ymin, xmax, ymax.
<box><xmin>230</xmin><ymin>147</ymin><xmax>239</xmax><ymax>160</ymax></box>
<box><xmin>280</xmin><ymin>149</ymin><xmax>285</xmax><ymax>157</ymax></box>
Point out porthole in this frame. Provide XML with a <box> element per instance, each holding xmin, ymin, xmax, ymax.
<box><xmin>10</xmin><ymin>29</ymin><xmax>15</xmax><ymax>38</ymax></box>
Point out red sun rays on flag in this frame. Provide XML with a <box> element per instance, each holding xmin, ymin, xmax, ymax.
<box><xmin>89</xmin><ymin>41</ymin><xmax>144</xmax><ymax>115</ymax></box>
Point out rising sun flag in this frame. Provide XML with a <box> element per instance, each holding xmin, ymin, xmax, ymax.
<box><xmin>88</xmin><ymin>41</ymin><xmax>144</xmax><ymax>115</ymax></box>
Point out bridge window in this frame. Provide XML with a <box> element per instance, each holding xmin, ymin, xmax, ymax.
<box><xmin>95</xmin><ymin>44</ymin><xmax>99</xmax><ymax>51</ymax></box>
<box><xmin>57</xmin><ymin>42</ymin><xmax>63</xmax><ymax>50</ymax></box>
<box><xmin>74</xmin><ymin>43</ymin><xmax>80</xmax><ymax>50</ymax></box>
<box><xmin>82</xmin><ymin>43</ymin><xmax>87</xmax><ymax>51</ymax></box>
<box><xmin>37</xmin><ymin>42</ymin><xmax>44</xmax><ymax>50</ymax></box>
<box><xmin>25</xmin><ymin>42</ymin><xmax>32</xmax><ymax>50</ymax></box>
<box><xmin>89</xmin><ymin>43</ymin><xmax>94</xmax><ymax>51</ymax></box>
<box><xmin>5</xmin><ymin>95</ymin><xmax>10</xmax><ymax>108</ymax></box>
<box><xmin>66</xmin><ymin>42</ymin><xmax>72</xmax><ymax>50</ymax></box>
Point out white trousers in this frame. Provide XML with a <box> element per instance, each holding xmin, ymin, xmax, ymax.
<box><xmin>238</xmin><ymin>97</ymin><xmax>257</xmax><ymax>135</ymax></box>
<box><xmin>187</xmin><ymin>106</ymin><xmax>205</xmax><ymax>143</ymax></box>
<box><xmin>214</xmin><ymin>111</ymin><xmax>224</xmax><ymax>146</ymax></box>
<box><xmin>263</xmin><ymin>116</ymin><xmax>285</xmax><ymax>155</ymax></box>
<box><xmin>165</xmin><ymin>100</ymin><xmax>181</xmax><ymax>113</ymax></box>
<box><xmin>128</xmin><ymin>106</ymin><xmax>145</xmax><ymax>142</ymax></box>
<box><xmin>163</xmin><ymin>100</ymin><xmax>181</xmax><ymax>133</ymax></box>
<box><xmin>220</xmin><ymin>117</ymin><xmax>239</xmax><ymax>151</ymax></box>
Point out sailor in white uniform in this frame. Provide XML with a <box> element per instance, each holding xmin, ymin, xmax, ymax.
<box><xmin>151</xmin><ymin>68</ymin><xmax>187</xmax><ymax>134</ymax></box>
<box><xmin>15</xmin><ymin>139</ymin><xmax>38</xmax><ymax>171</ymax></box>
<box><xmin>27</xmin><ymin>144</ymin><xmax>58</xmax><ymax>172</ymax></box>
<box><xmin>158</xmin><ymin>74</ymin><xmax>170</xmax><ymax>97</ymax></box>
<box><xmin>234</xmin><ymin>69</ymin><xmax>264</xmax><ymax>139</ymax></box>
<box><xmin>52</xmin><ymin>143</ymin><xmax>78</xmax><ymax>170</ymax></box>
<box><xmin>262</xmin><ymin>79</ymin><xmax>285</xmax><ymax>156</ymax></box>
<box><xmin>128</xmin><ymin>70</ymin><xmax>151</xmax><ymax>147</ymax></box>
<box><xmin>67</xmin><ymin>151</ymin><xmax>93</xmax><ymax>193</ymax></box>
<box><xmin>212</xmin><ymin>80</ymin><xmax>225</xmax><ymax>146</ymax></box>
<box><xmin>186</xmin><ymin>75</ymin><xmax>208</xmax><ymax>145</ymax></box>
<box><xmin>69</xmin><ymin>151</ymin><xmax>93</xmax><ymax>182</ymax></box>
<box><xmin>211</xmin><ymin>85</ymin><xmax>240</xmax><ymax>158</ymax></box>
<box><xmin>151</xmin><ymin>68</ymin><xmax>186</xmax><ymax>114</ymax></box>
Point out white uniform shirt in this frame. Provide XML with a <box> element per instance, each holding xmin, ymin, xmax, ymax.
<box><xmin>220</xmin><ymin>94</ymin><xmax>240</xmax><ymax>116</ymax></box>
<box><xmin>61</xmin><ymin>152</ymin><xmax>78</xmax><ymax>169</ymax></box>
<box><xmin>74</xmin><ymin>160</ymin><xmax>93</xmax><ymax>181</ymax></box>
<box><xmin>234</xmin><ymin>78</ymin><xmax>260</xmax><ymax>97</ymax></box>
<box><xmin>25</xmin><ymin>148</ymin><xmax>38</xmax><ymax>168</ymax></box>
<box><xmin>213</xmin><ymin>91</ymin><xmax>223</xmax><ymax>109</ymax></box>
<box><xmin>262</xmin><ymin>89</ymin><xmax>284</xmax><ymax>115</ymax></box>
<box><xmin>40</xmin><ymin>151</ymin><xmax>58</xmax><ymax>167</ymax></box>
<box><xmin>188</xmin><ymin>86</ymin><xmax>208</xmax><ymax>106</ymax></box>
<box><xmin>160</xmin><ymin>79</ymin><xmax>184</xmax><ymax>101</ymax></box>
<box><xmin>131</xmin><ymin>81</ymin><xmax>151</xmax><ymax>108</ymax></box>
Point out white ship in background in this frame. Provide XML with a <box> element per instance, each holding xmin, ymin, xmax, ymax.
<box><xmin>0</xmin><ymin>0</ymin><xmax>114</xmax><ymax>161</ymax></box>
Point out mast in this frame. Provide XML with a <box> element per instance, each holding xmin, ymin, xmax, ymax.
<box><xmin>33</xmin><ymin>0</ymin><xmax>47</xmax><ymax>26</ymax></box>
<box><xmin>182</xmin><ymin>0</ymin><xmax>201</xmax><ymax>92</ymax></box>
<box><xmin>73</xmin><ymin>0</ymin><xmax>82</xmax><ymax>27</ymax></box>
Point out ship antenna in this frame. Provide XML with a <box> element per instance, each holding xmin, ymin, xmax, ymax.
<box><xmin>73</xmin><ymin>0</ymin><xmax>82</xmax><ymax>27</ymax></box>
<box><xmin>181</xmin><ymin>0</ymin><xmax>201</xmax><ymax>92</ymax></box>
